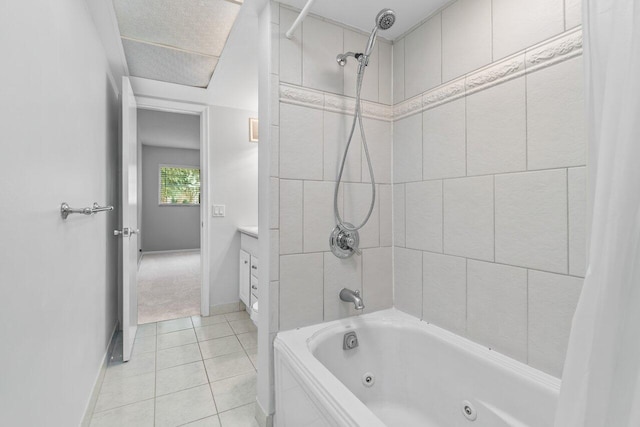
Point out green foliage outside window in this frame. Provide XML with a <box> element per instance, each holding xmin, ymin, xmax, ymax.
<box><xmin>160</xmin><ymin>166</ymin><xmax>200</xmax><ymax>205</ymax></box>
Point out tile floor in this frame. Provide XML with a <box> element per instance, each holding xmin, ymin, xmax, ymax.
<box><xmin>90</xmin><ymin>311</ymin><xmax>259</xmax><ymax>427</ymax></box>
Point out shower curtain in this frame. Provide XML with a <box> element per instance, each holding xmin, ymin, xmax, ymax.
<box><xmin>554</xmin><ymin>1</ymin><xmax>640</xmax><ymax>426</ymax></box>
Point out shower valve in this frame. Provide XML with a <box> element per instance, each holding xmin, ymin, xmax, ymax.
<box><xmin>329</xmin><ymin>223</ymin><xmax>360</xmax><ymax>258</ymax></box>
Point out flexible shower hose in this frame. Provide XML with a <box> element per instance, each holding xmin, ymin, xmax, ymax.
<box><xmin>333</xmin><ymin>60</ymin><xmax>376</xmax><ymax>232</ymax></box>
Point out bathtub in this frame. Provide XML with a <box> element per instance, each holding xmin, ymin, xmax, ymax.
<box><xmin>274</xmin><ymin>309</ymin><xmax>560</xmax><ymax>427</ymax></box>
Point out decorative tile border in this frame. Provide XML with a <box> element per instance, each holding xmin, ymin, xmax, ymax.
<box><xmin>279</xmin><ymin>84</ymin><xmax>394</xmax><ymax>122</ymax></box>
<box><xmin>278</xmin><ymin>28</ymin><xmax>582</xmax><ymax>123</ymax></box>
<box><xmin>394</xmin><ymin>27</ymin><xmax>583</xmax><ymax>120</ymax></box>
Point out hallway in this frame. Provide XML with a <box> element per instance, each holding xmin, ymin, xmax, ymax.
<box><xmin>90</xmin><ymin>313</ymin><xmax>258</xmax><ymax>426</ymax></box>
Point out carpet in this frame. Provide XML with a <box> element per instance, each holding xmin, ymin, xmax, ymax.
<box><xmin>137</xmin><ymin>250</ymin><xmax>201</xmax><ymax>324</ymax></box>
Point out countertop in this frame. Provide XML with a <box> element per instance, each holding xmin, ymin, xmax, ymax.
<box><xmin>238</xmin><ymin>226</ymin><xmax>258</xmax><ymax>238</ymax></box>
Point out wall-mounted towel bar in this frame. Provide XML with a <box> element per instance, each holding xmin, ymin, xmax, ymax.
<box><xmin>60</xmin><ymin>202</ymin><xmax>114</xmax><ymax>219</ymax></box>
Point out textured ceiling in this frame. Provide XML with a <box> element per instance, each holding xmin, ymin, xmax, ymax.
<box><xmin>113</xmin><ymin>0</ymin><xmax>242</xmax><ymax>88</ymax></box>
<box><xmin>277</xmin><ymin>0</ymin><xmax>451</xmax><ymax>41</ymax></box>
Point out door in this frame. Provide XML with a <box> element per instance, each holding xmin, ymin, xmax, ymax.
<box><xmin>117</xmin><ymin>77</ymin><xmax>139</xmax><ymax>362</ymax></box>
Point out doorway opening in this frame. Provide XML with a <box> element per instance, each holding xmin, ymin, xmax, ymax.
<box><xmin>134</xmin><ymin>98</ymin><xmax>211</xmax><ymax>325</ymax></box>
<box><xmin>137</xmin><ymin>109</ymin><xmax>201</xmax><ymax>323</ymax></box>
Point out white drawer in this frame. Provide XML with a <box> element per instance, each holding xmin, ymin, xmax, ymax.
<box><xmin>250</xmin><ymin>256</ymin><xmax>259</xmax><ymax>278</ymax></box>
<box><xmin>250</xmin><ymin>275</ymin><xmax>259</xmax><ymax>296</ymax></box>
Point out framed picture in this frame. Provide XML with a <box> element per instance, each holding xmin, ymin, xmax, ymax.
<box><xmin>249</xmin><ymin>118</ymin><xmax>259</xmax><ymax>142</ymax></box>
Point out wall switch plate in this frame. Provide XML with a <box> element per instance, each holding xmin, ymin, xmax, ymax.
<box><xmin>212</xmin><ymin>205</ymin><xmax>226</xmax><ymax>217</ymax></box>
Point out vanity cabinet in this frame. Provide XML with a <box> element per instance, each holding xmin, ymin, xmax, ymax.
<box><xmin>239</xmin><ymin>250</ymin><xmax>251</xmax><ymax>306</ymax></box>
<box><xmin>238</xmin><ymin>228</ymin><xmax>259</xmax><ymax>310</ymax></box>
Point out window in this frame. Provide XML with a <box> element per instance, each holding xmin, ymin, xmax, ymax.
<box><xmin>159</xmin><ymin>165</ymin><xmax>201</xmax><ymax>205</ymax></box>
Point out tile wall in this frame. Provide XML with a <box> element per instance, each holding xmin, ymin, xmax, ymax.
<box><xmin>270</xmin><ymin>3</ymin><xmax>394</xmax><ymax>333</ymax></box>
<box><xmin>392</xmin><ymin>0</ymin><xmax>586</xmax><ymax>377</ymax></box>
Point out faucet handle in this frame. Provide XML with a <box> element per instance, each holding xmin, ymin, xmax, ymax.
<box><xmin>345</xmin><ymin>236</ymin><xmax>361</xmax><ymax>255</ymax></box>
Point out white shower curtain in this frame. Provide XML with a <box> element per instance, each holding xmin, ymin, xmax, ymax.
<box><xmin>554</xmin><ymin>1</ymin><xmax>640</xmax><ymax>426</ymax></box>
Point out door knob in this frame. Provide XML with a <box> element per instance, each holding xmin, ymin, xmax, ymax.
<box><xmin>113</xmin><ymin>227</ymin><xmax>139</xmax><ymax>237</ymax></box>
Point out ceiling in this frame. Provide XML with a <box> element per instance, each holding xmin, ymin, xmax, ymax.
<box><xmin>138</xmin><ymin>110</ymin><xmax>200</xmax><ymax>150</ymax></box>
<box><xmin>112</xmin><ymin>0</ymin><xmax>243</xmax><ymax>88</ymax></box>
<box><xmin>277</xmin><ymin>0</ymin><xmax>451</xmax><ymax>41</ymax></box>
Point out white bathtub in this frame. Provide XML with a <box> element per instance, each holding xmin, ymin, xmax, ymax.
<box><xmin>274</xmin><ymin>309</ymin><xmax>560</xmax><ymax>427</ymax></box>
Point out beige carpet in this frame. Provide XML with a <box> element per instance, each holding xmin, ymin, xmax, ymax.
<box><xmin>137</xmin><ymin>250</ymin><xmax>201</xmax><ymax>324</ymax></box>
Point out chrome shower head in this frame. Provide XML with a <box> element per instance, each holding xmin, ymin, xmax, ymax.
<box><xmin>375</xmin><ymin>9</ymin><xmax>396</xmax><ymax>30</ymax></box>
<box><xmin>337</xmin><ymin>8</ymin><xmax>396</xmax><ymax>66</ymax></box>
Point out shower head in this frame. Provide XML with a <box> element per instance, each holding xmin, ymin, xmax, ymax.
<box><xmin>363</xmin><ymin>8</ymin><xmax>396</xmax><ymax>57</ymax></box>
<box><xmin>337</xmin><ymin>8</ymin><xmax>396</xmax><ymax>66</ymax></box>
<box><xmin>375</xmin><ymin>9</ymin><xmax>396</xmax><ymax>30</ymax></box>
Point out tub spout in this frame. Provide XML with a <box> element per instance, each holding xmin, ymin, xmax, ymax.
<box><xmin>340</xmin><ymin>288</ymin><xmax>364</xmax><ymax>310</ymax></box>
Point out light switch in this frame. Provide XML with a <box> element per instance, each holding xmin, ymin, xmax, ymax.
<box><xmin>212</xmin><ymin>205</ymin><xmax>226</xmax><ymax>217</ymax></box>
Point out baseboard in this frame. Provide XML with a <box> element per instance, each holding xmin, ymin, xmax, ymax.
<box><xmin>209</xmin><ymin>301</ymin><xmax>244</xmax><ymax>315</ymax></box>
<box><xmin>80</xmin><ymin>323</ymin><xmax>118</xmax><ymax>427</ymax></box>
<box><xmin>141</xmin><ymin>248</ymin><xmax>201</xmax><ymax>257</ymax></box>
<box><xmin>255</xmin><ymin>399</ymin><xmax>274</xmax><ymax>427</ymax></box>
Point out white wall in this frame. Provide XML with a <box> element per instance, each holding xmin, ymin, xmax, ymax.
<box><xmin>141</xmin><ymin>146</ymin><xmax>201</xmax><ymax>252</ymax></box>
<box><xmin>0</xmin><ymin>0</ymin><xmax>119</xmax><ymax>425</ymax></box>
<box><xmin>208</xmin><ymin>106</ymin><xmax>259</xmax><ymax>310</ymax></box>
<box><xmin>392</xmin><ymin>0</ymin><xmax>586</xmax><ymax>378</ymax></box>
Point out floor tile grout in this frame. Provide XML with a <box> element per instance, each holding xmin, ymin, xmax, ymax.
<box><xmin>92</xmin><ymin>313</ymin><xmax>257</xmax><ymax>426</ymax></box>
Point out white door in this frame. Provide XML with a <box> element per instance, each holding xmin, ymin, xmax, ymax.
<box><xmin>117</xmin><ymin>77</ymin><xmax>139</xmax><ymax>362</ymax></box>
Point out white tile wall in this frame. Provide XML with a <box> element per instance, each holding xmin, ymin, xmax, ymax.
<box><xmin>378</xmin><ymin>41</ymin><xmax>392</xmax><ymax>105</ymax></box>
<box><xmin>565</xmin><ymin>0</ymin><xmax>582</xmax><ymax>29</ymax></box>
<box><xmin>528</xmin><ymin>270</ymin><xmax>583</xmax><ymax>377</ymax></box>
<box><xmin>404</xmin><ymin>15</ymin><xmax>442</xmax><ymax>98</ymax></box>
<box><xmin>492</xmin><ymin>0</ymin><xmax>565</xmax><ymax>60</ymax></box>
<box><xmin>270</xmin><ymin>229</ymin><xmax>279</xmax><ymax>281</ymax></box>
<box><xmin>270</xmin><ymin>125</ymin><xmax>279</xmax><ymax>177</ymax></box>
<box><xmin>304</xmin><ymin>181</ymin><xmax>338</xmax><ymax>253</ymax></box>
<box><xmin>272</xmin><ymin>4</ymin><xmax>393</xmax><ymax>334</ymax></box>
<box><xmin>362</xmin><ymin>247</ymin><xmax>393</xmax><ymax>312</ymax></box>
<box><xmin>495</xmin><ymin>170</ymin><xmax>568</xmax><ymax>273</ymax></box>
<box><xmin>279</xmin><ymin>179</ymin><xmax>303</xmax><ymax>254</ymax></box>
<box><xmin>302</xmin><ymin>17</ymin><xmax>344</xmax><ymax>94</ymax></box>
<box><xmin>527</xmin><ymin>56</ymin><xmax>586</xmax><ymax>170</ymax></box>
<box><xmin>467</xmin><ymin>260</ymin><xmax>528</xmax><ymax>361</ymax></box>
<box><xmin>323</xmin><ymin>253</ymin><xmax>362</xmax><ymax>321</ymax></box>
<box><xmin>272</xmin><ymin>23</ymin><xmax>280</xmax><ymax>76</ymax></box>
<box><xmin>569</xmin><ymin>167</ymin><xmax>587</xmax><ymax>277</ymax></box>
<box><xmin>393</xmin><ymin>184</ymin><xmax>406</xmax><ymax>247</ymax></box>
<box><xmin>442</xmin><ymin>0</ymin><xmax>492</xmax><ymax>82</ymax></box>
<box><xmin>323</xmin><ymin>111</ymin><xmax>361</xmax><ymax>182</ymax></box>
<box><xmin>362</xmin><ymin>118</ymin><xmax>392</xmax><ymax>184</ymax></box>
<box><xmin>423</xmin><ymin>252</ymin><xmax>467</xmax><ymax>335</ymax></box>
<box><xmin>394</xmin><ymin>247</ymin><xmax>423</xmax><ymax>318</ymax></box>
<box><xmin>270</xmin><ymin>177</ymin><xmax>279</xmax><ymax>229</ymax></box>
<box><xmin>387</xmin><ymin>0</ymin><xmax>585</xmax><ymax>378</ymax></box>
<box><xmin>405</xmin><ymin>180</ymin><xmax>443</xmax><ymax>252</ymax></box>
<box><xmin>443</xmin><ymin>176</ymin><xmax>494</xmax><ymax>261</ymax></box>
<box><xmin>279</xmin><ymin>103</ymin><xmax>323</xmax><ymax>180</ymax></box>
<box><xmin>279</xmin><ymin>253</ymin><xmax>323</xmax><ymax>330</ymax></box>
<box><xmin>343</xmin><ymin>183</ymin><xmax>379</xmax><ymax>248</ymax></box>
<box><xmin>379</xmin><ymin>185</ymin><xmax>392</xmax><ymax>247</ymax></box>
<box><xmin>392</xmin><ymin>38</ymin><xmax>405</xmax><ymax>104</ymax></box>
<box><xmin>423</xmin><ymin>98</ymin><xmax>466</xmax><ymax>180</ymax></box>
<box><xmin>279</xmin><ymin>8</ymin><xmax>301</xmax><ymax>85</ymax></box>
<box><xmin>394</xmin><ymin>114</ymin><xmax>422</xmax><ymax>183</ymax></box>
<box><xmin>343</xmin><ymin>31</ymin><xmax>378</xmax><ymax>102</ymax></box>
<box><xmin>467</xmin><ymin>77</ymin><xmax>527</xmax><ymax>176</ymax></box>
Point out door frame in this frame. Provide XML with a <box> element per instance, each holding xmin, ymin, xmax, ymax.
<box><xmin>136</xmin><ymin>96</ymin><xmax>211</xmax><ymax>316</ymax></box>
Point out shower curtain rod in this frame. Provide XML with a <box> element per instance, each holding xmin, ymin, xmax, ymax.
<box><xmin>285</xmin><ymin>0</ymin><xmax>317</xmax><ymax>39</ymax></box>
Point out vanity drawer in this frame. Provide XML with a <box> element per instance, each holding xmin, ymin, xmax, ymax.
<box><xmin>250</xmin><ymin>256</ymin><xmax>259</xmax><ymax>278</ymax></box>
<box><xmin>251</xmin><ymin>275</ymin><xmax>259</xmax><ymax>295</ymax></box>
